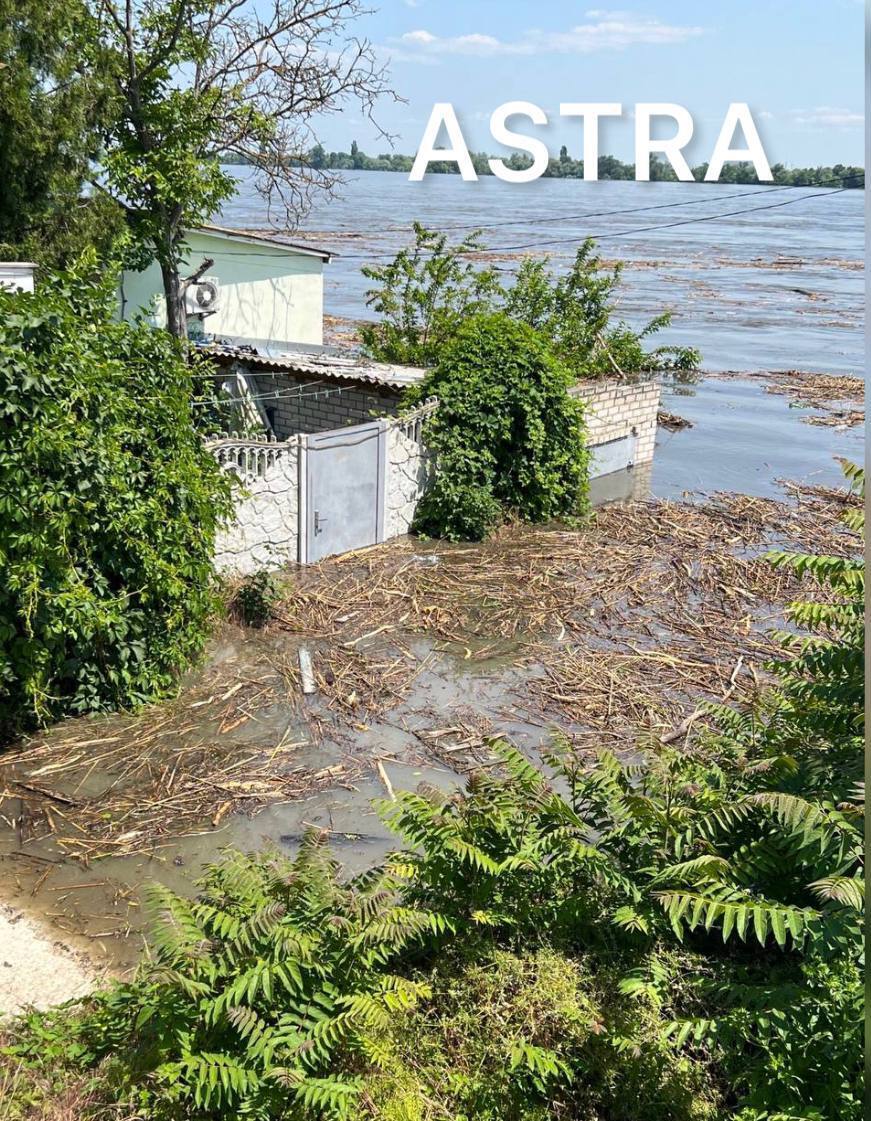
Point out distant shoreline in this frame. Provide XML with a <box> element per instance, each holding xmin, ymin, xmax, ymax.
<box><xmin>221</xmin><ymin>149</ymin><xmax>864</xmax><ymax>189</ymax></box>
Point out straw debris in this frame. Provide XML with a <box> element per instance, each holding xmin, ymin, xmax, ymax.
<box><xmin>0</xmin><ymin>482</ymin><xmax>858</xmax><ymax>861</ymax></box>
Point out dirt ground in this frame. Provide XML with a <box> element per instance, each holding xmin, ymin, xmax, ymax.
<box><xmin>0</xmin><ymin>903</ymin><xmax>104</xmax><ymax>1014</ymax></box>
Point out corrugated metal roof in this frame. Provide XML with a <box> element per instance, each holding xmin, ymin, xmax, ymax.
<box><xmin>205</xmin><ymin>344</ymin><xmax>427</xmax><ymax>391</ymax></box>
<box><xmin>196</xmin><ymin>224</ymin><xmax>334</xmax><ymax>261</ymax></box>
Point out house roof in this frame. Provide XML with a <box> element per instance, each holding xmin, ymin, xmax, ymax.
<box><xmin>195</xmin><ymin>224</ymin><xmax>334</xmax><ymax>262</ymax></box>
<box><xmin>205</xmin><ymin>344</ymin><xmax>426</xmax><ymax>392</ymax></box>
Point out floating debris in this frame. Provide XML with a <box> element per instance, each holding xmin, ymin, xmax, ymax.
<box><xmin>657</xmin><ymin>410</ymin><xmax>694</xmax><ymax>431</ymax></box>
<box><xmin>298</xmin><ymin>647</ymin><xmax>317</xmax><ymax>695</ymax></box>
<box><xmin>712</xmin><ymin>370</ymin><xmax>865</xmax><ymax>428</ymax></box>
<box><xmin>0</xmin><ymin>482</ymin><xmax>859</xmax><ymax>865</ymax></box>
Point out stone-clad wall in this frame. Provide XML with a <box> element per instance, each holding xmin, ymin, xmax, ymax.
<box><xmin>571</xmin><ymin>378</ymin><xmax>661</xmax><ymax>466</ymax></box>
<box><xmin>208</xmin><ymin>378</ymin><xmax>658</xmax><ymax>574</ymax></box>
<box><xmin>209</xmin><ymin>401</ymin><xmax>436</xmax><ymax>574</ymax></box>
<box><xmin>210</xmin><ymin>438</ymin><xmax>301</xmax><ymax>575</ymax></box>
<box><xmin>385</xmin><ymin>401</ymin><xmax>437</xmax><ymax>539</ymax></box>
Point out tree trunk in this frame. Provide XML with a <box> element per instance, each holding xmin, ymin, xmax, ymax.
<box><xmin>159</xmin><ymin>254</ymin><xmax>186</xmax><ymax>340</ymax></box>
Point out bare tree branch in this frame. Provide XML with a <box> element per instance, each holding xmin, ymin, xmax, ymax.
<box><xmin>92</xmin><ymin>0</ymin><xmax>400</xmax><ymax>337</ymax></box>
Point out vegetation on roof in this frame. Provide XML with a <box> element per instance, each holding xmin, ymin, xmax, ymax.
<box><xmin>361</xmin><ymin>223</ymin><xmax>700</xmax><ymax>376</ymax></box>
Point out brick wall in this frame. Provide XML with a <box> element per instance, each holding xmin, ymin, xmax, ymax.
<box><xmin>249</xmin><ymin>371</ymin><xmax>402</xmax><ymax>438</ymax></box>
<box><xmin>570</xmin><ymin>378</ymin><xmax>660</xmax><ymax>467</ymax></box>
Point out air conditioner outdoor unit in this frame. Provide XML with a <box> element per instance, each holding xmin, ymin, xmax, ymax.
<box><xmin>184</xmin><ymin>276</ymin><xmax>220</xmax><ymax>317</ymax></box>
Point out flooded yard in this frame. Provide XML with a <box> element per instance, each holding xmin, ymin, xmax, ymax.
<box><xmin>0</xmin><ymin>458</ymin><xmax>861</xmax><ymax>987</ymax></box>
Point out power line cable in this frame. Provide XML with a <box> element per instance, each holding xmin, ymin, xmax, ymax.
<box><xmin>450</xmin><ymin>186</ymin><xmax>851</xmax><ymax>256</ymax></box>
<box><xmin>199</xmin><ymin>174</ymin><xmax>864</xmax><ymax>263</ymax></box>
<box><xmin>424</xmin><ymin>174</ymin><xmax>865</xmax><ymax>234</ymax></box>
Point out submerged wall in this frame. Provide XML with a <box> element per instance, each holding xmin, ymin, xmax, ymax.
<box><xmin>210</xmin><ymin>437</ymin><xmax>301</xmax><ymax>575</ymax></box>
<box><xmin>571</xmin><ymin>378</ymin><xmax>661</xmax><ymax>471</ymax></box>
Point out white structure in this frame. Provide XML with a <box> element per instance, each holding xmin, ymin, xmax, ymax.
<box><xmin>0</xmin><ymin>262</ymin><xmax>36</xmax><ymax>293</ymax></box>
<box><xmin>209</xmin><ymin>400</ymin><xmax>437</xmax><ymax>574</ymax></box>
<box><xmin>206</xmin><ymin>377</ymin><xmax>662</xmax><ymax>572</ymax></box>
<box><xmin>118</xmin><ymin>225</ymin><xmax>332</xmax><ymax>348</ymax></box>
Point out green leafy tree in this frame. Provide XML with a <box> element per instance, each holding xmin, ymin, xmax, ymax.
<box><xmin>408</xmin><ymin>313</ymin><xmax>589</xmax><ymax>541</ymax></box>
<box><xmin>505</xmin><ymin>238</ymin><xmax>700</xmax><ymax>376</ymax></box>
<box><xmin>360</xmin><ymin>222</ymin><xmax>502</xmax><ymax>367</ymax></box>
<box><xmin>0</xmin><ymin>258</ymin><xmax>233</xmax><ymax>733</ymax></box>
<box><xmin>0</xmin><ymin>0</ymin><xmax>123</xmax><ymax>268</ymax></box>
<box><xmin>362</xmin><ymin>226</ymin><xmax>699</xmax><ymax>378</ymax></box>
<box><xmin>308</xmin><ymin>143</ymin><xmax>327</xmax><ymax>170</ymax></box>
<box><xmin>89</xmin><ymin>0</ymin><xmax>395</xmax><ymax>337</ymax></box>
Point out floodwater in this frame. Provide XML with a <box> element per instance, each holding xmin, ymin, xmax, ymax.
<box><xmin>0</xmin><ymin>642</ymin><xmax>543</xmax><ymax>973</ymax></box>
<box><xmin>219</xmin><ymin>170</ymin><xmax>863</xmax><ymax>375</ymax></box>
<box><xmin>1</xmin><ymin>174</ymin><xmax>864</xmax><ymax>986</ymax></box>
<box><xmin>652</xmin><ymin>376</ymin><xmax>864</xmax><ymax>499</ymax></box>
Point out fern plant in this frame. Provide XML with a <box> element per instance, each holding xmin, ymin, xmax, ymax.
<box><xmin>14</xmin><ymin>465</ymin><xmax>862</xmax><ymax>1121</ymax></box>
<box><xmin>91</xmin><ymin>834</ymin><xmax>450</xmax><ymax>1119</ymax></box>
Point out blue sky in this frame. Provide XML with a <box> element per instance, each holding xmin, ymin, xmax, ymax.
<box><xmin>319</xmin><ymin>1</ymin><xmax>864</xmax><ymax>166</ymax></box>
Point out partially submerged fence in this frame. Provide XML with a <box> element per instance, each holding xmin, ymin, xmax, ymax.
<box><xmin>207</xmin><ymin>398</ymin><xmax>437</xmax><ymax>574</ymax></box>
<box><xmin>207</xmin><ymin>379</ymin><xmax>659</xmax><ymax>575</ymax></box>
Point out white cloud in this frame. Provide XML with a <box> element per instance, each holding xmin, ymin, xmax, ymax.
<box><xmin>393</xmin><ymin>12</ymin><xmax>705</xmax><ymax>58</ymax></box>
<box><xmin>789</xmin><ymin>106</ymin><xmax>863</xmax><ymax>128</ymax></box>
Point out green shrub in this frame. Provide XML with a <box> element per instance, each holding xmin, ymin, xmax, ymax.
<box><xmin>366</xmin><ymin>947</ymin><xmax>719</xmax><ymax>1121</ymax></box>
<box><xmin>504</xmin><ymin>239</ymin><xmax>700</xmax><ymax>376</ymax></box>
<box><xmin>231</xmin><ymin>569</ymin><xmax>280</xmax><ymax>629</ymax></box>
<box><xmin>360</xmin><ymin>223</ymin><xmax>502</xmax><ymax>368</ymax></box>
<box><xmin>410</xmin><ymin>313</ymin><xmax>590</xmax><ymax>541</ymax></box>
<box><xmin>0</xmin><ymin>257</ymin><xmax>233</xmax><ymax>734</ymax></box>
<box><xmin>361</xmin><ymin>224</ymin><xmax>700</xmax><ymax>378</ymax></box>
<box><xmin>84</xmin><ymin>837</ymin><xmax>446</xmax><ymax>1119</ymax></box>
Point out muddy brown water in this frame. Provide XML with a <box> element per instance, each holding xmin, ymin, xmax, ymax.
<box><xmin>0</xmin><ymin>371</ymin><xmax>863</xmax><ymax>977</ymax></box>
<box><xmin>0</xmin><ymin>638</ymin><xmax>547</xmax><ymax>974</ymax></box>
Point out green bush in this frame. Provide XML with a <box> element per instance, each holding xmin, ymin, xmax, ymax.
<box><xmin>360</xmin><ymin>223</ymin><xmax>502</xmax><ymax>368</ymax></box>
<box><xmin>410</xmin><ymin>313</ymin><xmax>590</xmax><ymax>541</ymax></box>
<box><xmin>361</xmin><ymin>224</ymin><xmax>700</xmax><ymax>378</ymax></box>
<box><xmin>368</xmin><ymin>946</ymin><xmax>718</xmax><ymax>1121</ymax></box>
<box><xmin>231</xmin><ymin>569</ymin><xmax>281</xmax><ymax>629</ymax></box>
<box><xmin>0</xmin><ymin>258</ymin><xmax>233</xmax><ymax>734</ymax></box>
<box><xmin>504</xmin><ymin>239</ymin><xmax>700</xmax><ymax>376</ymax></box>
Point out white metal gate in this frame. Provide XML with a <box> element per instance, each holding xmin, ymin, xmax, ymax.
<box><xmin>300</xmin><ymin>420</ymin><xmax>387</xmax><ymax>563</ymax></box>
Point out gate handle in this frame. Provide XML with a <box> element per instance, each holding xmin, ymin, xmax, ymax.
<box><xmin>314</xmin><ymin>511</ymin><xmax>327</xmax><ymax>535</ymax></box>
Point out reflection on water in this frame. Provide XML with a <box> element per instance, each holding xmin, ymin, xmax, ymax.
<box><xmin>652</xmin><ymin>376</ymin><xmax>864</xmax><ymax>499</ymax></box>
<box><xmin>589</xmin><ymin>460</ymin><xmax>653</xmax><ymax>505</ymax></box>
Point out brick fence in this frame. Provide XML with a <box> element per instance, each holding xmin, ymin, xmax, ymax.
<box><xmin>263</xmin><ymin>376</ymin><xmax>402</xmax><ymax>437</ymax></box>
<box><xmin>571</xmin><ymin>377</ymin><xmax>661</xmax><ymax>468</ymax></box>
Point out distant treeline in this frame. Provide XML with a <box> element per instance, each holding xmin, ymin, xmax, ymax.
<box><xmin>221</xmin><ymin>142</ymin><xmax>864</xmax><ymax>188</ymax></box>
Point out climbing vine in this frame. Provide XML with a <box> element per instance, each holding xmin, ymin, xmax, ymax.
<box><xmin>0</xmin><ymin>257</ymin><xmax>233</xmax><ymax>734</ymax></box>
<box><xmin>408</xmin><ymin>313</ymin><xmax>590</xmax><ymax>541</ymax></box>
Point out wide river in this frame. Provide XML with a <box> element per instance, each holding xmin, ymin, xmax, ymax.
<box><xmin>219</xmin><ymin>169</ymin><xmax>864</xmax><ymax>376</ymax></box>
